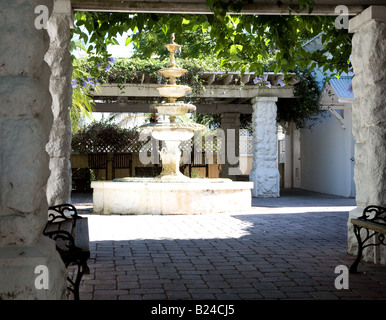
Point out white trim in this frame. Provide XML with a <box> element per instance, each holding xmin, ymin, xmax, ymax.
<box><xmin>53</xmin><ymin>0</ymin><xmax>74</xmax><ymax>28</ymax></box>
<box><xmin>349</xmin><ymin>5</ymin><xmax>386</xmax><ymax>33</ymax></box>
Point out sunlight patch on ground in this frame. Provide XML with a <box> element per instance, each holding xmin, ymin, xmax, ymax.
<box><xmin>85</xmin><ymin>203</ymin><xmax>356</xmax><ymax>241</ymax></box>
<box><xmin>87</xmin><ymin>214</ymin><xmax>254</xmax><ymax>241</ymax></box>
<box><xmin>231</xmin><ymin>205</ymin><xmax>357</xmax><ymax>215</ymax></box>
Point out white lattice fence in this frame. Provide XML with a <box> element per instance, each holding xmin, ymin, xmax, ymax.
<box><xmin>239</xmin><ymin>129</ymin><xmax>253</xmax><ymax>156</ymax></box>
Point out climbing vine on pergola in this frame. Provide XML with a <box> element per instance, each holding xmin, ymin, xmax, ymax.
<box><xmin>71</xmin><ymin>0</ymin><xmax>351</xmax><ymax>128</ymax></box>
<box><xmin>72</xmin><ymin>1</ymin><xmax>352</xmax><ymax>76</ymax></box>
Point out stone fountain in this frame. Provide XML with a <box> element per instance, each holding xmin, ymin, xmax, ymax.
<box><xmin>138</xmin><ymin>33</ymin><xmax>205</xmax><ymax>180</ymax></box>
<box><xmin>91</xmin><ymin>34</ymin><xmax>253</xmax><ymax>215</ymax></box>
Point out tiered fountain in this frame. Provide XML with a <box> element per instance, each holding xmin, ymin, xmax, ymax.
<box><xmin>139</xmin><ymin>33</ymin><xmax>206</xmax><ymax>180</ymax></box>
<box><xmin>91</xmin><ymin>34</ymin><xmax>253</xmax><ymax>215</ymax></box>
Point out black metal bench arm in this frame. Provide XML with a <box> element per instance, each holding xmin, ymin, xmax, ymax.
<box><xmin>43</xmin><ymin>204</ymin><xmax>90</xmax><ymax>300</ymax></box>
<box><xmin>65</xmin><ymin>258</ymin><xmax>90</xmax><ymax>300</ymax></box>
<box><xmin>350</xmin><ymin>205</ymin><xmax>386</xmax><ymax>274</ymax></box>
<box><xmin>357</xmin><ymin>205</ymin><xmax>386</xmax><ymax>224</ymax></box>
<box><xmin>48</xmin><ymin>203</ymin><xmax>81</xmax><ymax>223</ymax></box>
<box><xmin>43</xmin><ymin>229</ymin><xmax>76</xmax><ymax>252</ymax></box>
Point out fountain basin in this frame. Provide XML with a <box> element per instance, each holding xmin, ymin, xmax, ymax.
<box><xmin>158</xmin><ymin>68</ymin><xmax>187</xmax><ymax>79</ymax></box>
<box><xmin>150</xmin><ymin>102</ymin><xmax>196</xmax><ymax>117</ymax></box>
<box><xmin>164</xmin><ymin>43</ymin><xmax>180</xmax><ymax>53</ymax></box>
<box><xmin>156</xmin><ymin>85</ymin><xmax>192</xmax><ymax>98</ymax></box>
<box><xmin>91</xmin><ymin>179</ymin><xmax>253</xmax><ymax>215</ymax></box>
<box><xmin>141</xmin><ymin>122</ymin><xmax>205</xmax><ymax>141</ymax></box>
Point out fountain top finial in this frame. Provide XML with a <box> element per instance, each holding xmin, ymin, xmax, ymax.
<box><xmin>158</xmin><ymin>32</ymin><xmax>190</xmax><ymax>99</ymax></box>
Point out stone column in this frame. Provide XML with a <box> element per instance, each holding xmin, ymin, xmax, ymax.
<box><xmin>0</xmin><ymin>0</ymin><xmax>67</xmax><ymax>299</ymax></box>
<box><xmin>249</xmin><ymin>97</ymin><xmax>280</xmax><ymax>197</ymax></box>
<box><xmin>347</xmin><ymin>6</ymin><xmax>386</xmax><ymax>263</ymax></box>
<box><xmin>45</xmin><ymin>0</ymin><xmax>73</xmax><ymax>206</ymax></box>
<box><xmin>219</xmin><ymin>112</ymin><xmax>240</xmax><ymax>179</ymax></box>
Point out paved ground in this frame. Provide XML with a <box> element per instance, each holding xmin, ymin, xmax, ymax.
<box><xmin>70</xmin><ymin>189</ymin><xmax>386</xmax><ymax>301</ymax></box>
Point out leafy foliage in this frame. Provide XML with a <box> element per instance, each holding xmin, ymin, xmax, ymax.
<box><xmin>191</xmin><ymin>113</ymin><xmax>253</xmax><ymax>131</ymax></box>
<box><xmin>71</xmin><ymin>3</ymin><xmax>352</xmax><ymax>77</ymax></box>
<box><xmin>74</xmin><ymin>53</ymin><xmax>322</xmax><ymax>128</ymax></box>
<box><xmin>70</xmin><ymin>1</ymin><xmax>347</xmax><ymax>128</ymax></box>
<box><xmin>192</xmin><ymin>114</ymin><xmax>222</xmax><ymax>129</ymax></box>
<box><xmin>71</xmin><ymin>120</ymin><xmax>145</xmax><ymax>154</ymax></box>
<box><xmin>131</xmin><ymin>28</ymin><xmax>217</xmax><ymax>60</ymax></box>
<box><xmin>276</xmin><ymin>66</ymin><xmax>322</xmax><ymax>128</ymax></box>
<box><xmin>70</xmin><ymin>50</ymin><xmax>97</xmax><ymax>133</ymax></box>
<box><xmin>76</xmin><ymin>56</ymin><xmax>224</xmax><ymax>98</ymax></box>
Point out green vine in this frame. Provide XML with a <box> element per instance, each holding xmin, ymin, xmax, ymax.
<box><xmin>71</xmin><ymin>120</ymin><xmax>146</xmax><ymax>154</ymax></box>
<box><xmin>276</xmin><ymin>66</ymin><xmax>322</xmax><ymax>128</ymax></box>
<box><xmin>76</xmin><ymin>56</ymin><xmax>224</xmax><ymax>97</ymax></box>
<box><xmin>72</xmin><ymin>8</ymin><xmax>352</xmax><ymax>80</ymax></box>
<box><xmin>75</xmin><ymin>56</ymin><xmax>322</xmax><ymax>128</ymax></box>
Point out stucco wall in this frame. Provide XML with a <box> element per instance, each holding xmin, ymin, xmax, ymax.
<box><xmin>300</xmin><ymin>109</ymin><xmax>355</xmax><ymax>197</ymax></box>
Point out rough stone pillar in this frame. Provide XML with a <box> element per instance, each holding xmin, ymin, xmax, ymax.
<box><xmin>0</xmin><ymin>0</ymin><xmax>67</xmax><ymax>299</ymax></box>
<box><xmin>219</xmin><ymin>112</ymin><xmax>240</xmax><ymax>179</ymax></box>
<box><xmin>348</xmin><ymin>6</ymin><xmax>386</xmax><ymax>264</ymax></box>
<box><xmin>45</xmin><ymin>0</ymin><xmax>73</xmax><ymax>206</ymax></box>
<box><xmin>249</xmin><ymin>97</ymin><xmax>280</xmax><ymax>197</ymax></box>
<box><xmin>347</xmin><ymin>6</ymin><xmax>386</xmax><ymax>263</ymax></box>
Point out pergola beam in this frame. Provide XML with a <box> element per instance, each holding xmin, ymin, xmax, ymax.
<box><xmin>93</xmin><ymin>102</ymin><xmax>253</xmax><ymax>114</ymax></box>
<box><xmin>71</xmin><ymin>0</ymin><xmax>367</xmax><ymax>15</ymax></box>
<box><xmin>94</xmin><ymin>83</ymin><xmax>295</xmax><ymax>99</ymax></box>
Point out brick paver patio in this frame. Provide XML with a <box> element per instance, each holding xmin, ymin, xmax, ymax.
<box><xmin>70</xmin><ymin>189</ymin><xmax>386</xmax><ymax>300</ymax></box>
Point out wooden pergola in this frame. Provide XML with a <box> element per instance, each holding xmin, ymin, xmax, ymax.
<box><xmin>92</xmin><ymin>71</ymin><xmax>298</xmax><ymax>114</ymax></box>
<box><xmin>71</xmin><ymin>0</ymin><xmax>375</xmax><ymax>15</ymax></box>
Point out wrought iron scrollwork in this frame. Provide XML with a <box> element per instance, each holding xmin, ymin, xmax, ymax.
<box><xmin>65</xmin><ymin>259</ymin><xmax>90</xmax><ymax>300</ymax></box>
<box><xmin>350</xmin><ymin>205</ymin><xmax>386</xmax><ymax>274</ymax></box>
<box><xmin>43</xmin><ymin>203</ymin><xmax>90</xmax><ymax>300</ymax></box>
<box><xmin>43</xmin><ymin>229</ymin><xmax>76</xmax><ymax>253</ymax></box>
<box><xmin>360</xmin><ymin>205</ymin><xmax>386</xmax><ymax>225</ymax></box>
<box><xmin>48</xmin><ymin>203</ymin><xmax>80</xmax><ymax>223</ymax></box>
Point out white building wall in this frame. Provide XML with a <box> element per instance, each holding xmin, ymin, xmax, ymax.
<box><xmin>300</xmin><ymin>108</ymin><xmax>355</xmax><ymax>197</ymax></box>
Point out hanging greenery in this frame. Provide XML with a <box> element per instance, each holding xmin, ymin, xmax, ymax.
<box><xmin>71</xmin><ymin>120</ymin><xmax>145</xmax><ymax>154</ymax></box>
<box><xmin>71</xmin><ymin>4</ymin><xmax>352</xmax><ymax>78</ymax></box>
<box><xmin>276</xmin><ymin>66</ymin><xmax>322</xmax><ymax>128</ymax></box>
<box><xmin>75</xmin><ymin>55</ymin><xmax>224</xmax><ymax>97</ymax></box>
<box><xmin>75</xmin><ymin>55</ymin><xmax>322</xmax><ymax>128</ymax></box>
<box><xmin>70</xmin><ymin>1</ymin><xmax>346</xmax><ymax>129</ymax></box>
<box><xmin>70</xmin><ymin>41</ymin><xmax>97</xmax><ymax>133</ymax></box>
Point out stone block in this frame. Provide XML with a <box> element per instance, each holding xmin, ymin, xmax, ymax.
<box><xmin>1</xmin><ymin>117</ymin><xmax>50</xmax><ymax>215</ymax></box>
<box><xmin>249</xmin><ymin>167</ymin><xmax>280</xmax><ymax>198</ymax></box>
<box><xmin>362</xmin><ymin>85</ymin><xmax>386</xmax><ymax>126</ymax></box>
<box><xmin>45</xmin><ymin>48</ymin><xmax>72</xmax><ymax>78</ymax></box>
<box><xmin>0</xmin><ymin>76</ymin><xmax>52</xmax><ymax>120</ymax></box>
<box><xmin>0</xmin><ymin>0</ymin><xmax>52</xmax><ymax>77</ymax></box>
<box><xmin>0</xmin><ymin>236</ymin><xmax>67</xmax><ymax>299</ymax></box>
<box><xmin>351</xmin><ymin>75</ymin><xmax>364</xmax><ymax>99</ymax></box>
<box><xmin>46</xmin><ymin>130</ymin><xmax>72</xmax><ymax>159</ymax></box>
<box><xmin>49</xmin><ymin>77</ymin><xmax>72</xmax><ymax>115</ymax></box>
<box><xmin>0</xmin><ymin>211</ymin><xmax>46</xmax><ymax>247</ymax></box>
<box><xmin>46</xmin><ymin>157</ymin><xmax>72</xmax><ymax>206</ymax></box>
<box><xmin>350</xmin><ymin>34</ymin><xmax>364</xmax><ymax>74</ymax></box>
<box><xmin>364</xmin><ymin>22</ymin><xmax>386</xmax><ymax>83</ymax></box>
<box><xmin>351</xmin><ymin>21</ymin><xmax>386</xmax><ymax>84</ymax></box>
<box><xmin>46</xmin><ymin>14</ymin><xmax>71</xmax><ymax>49</ymax></box>
<box><xmin>92</xmin><ymin>179</ymin><xmax>253</xmax><ymax>215</ymax></box>
<box><xmin>0</xmin><ymin>34</ymin><xmax>47</xmax><ymax>77</ymax></box>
